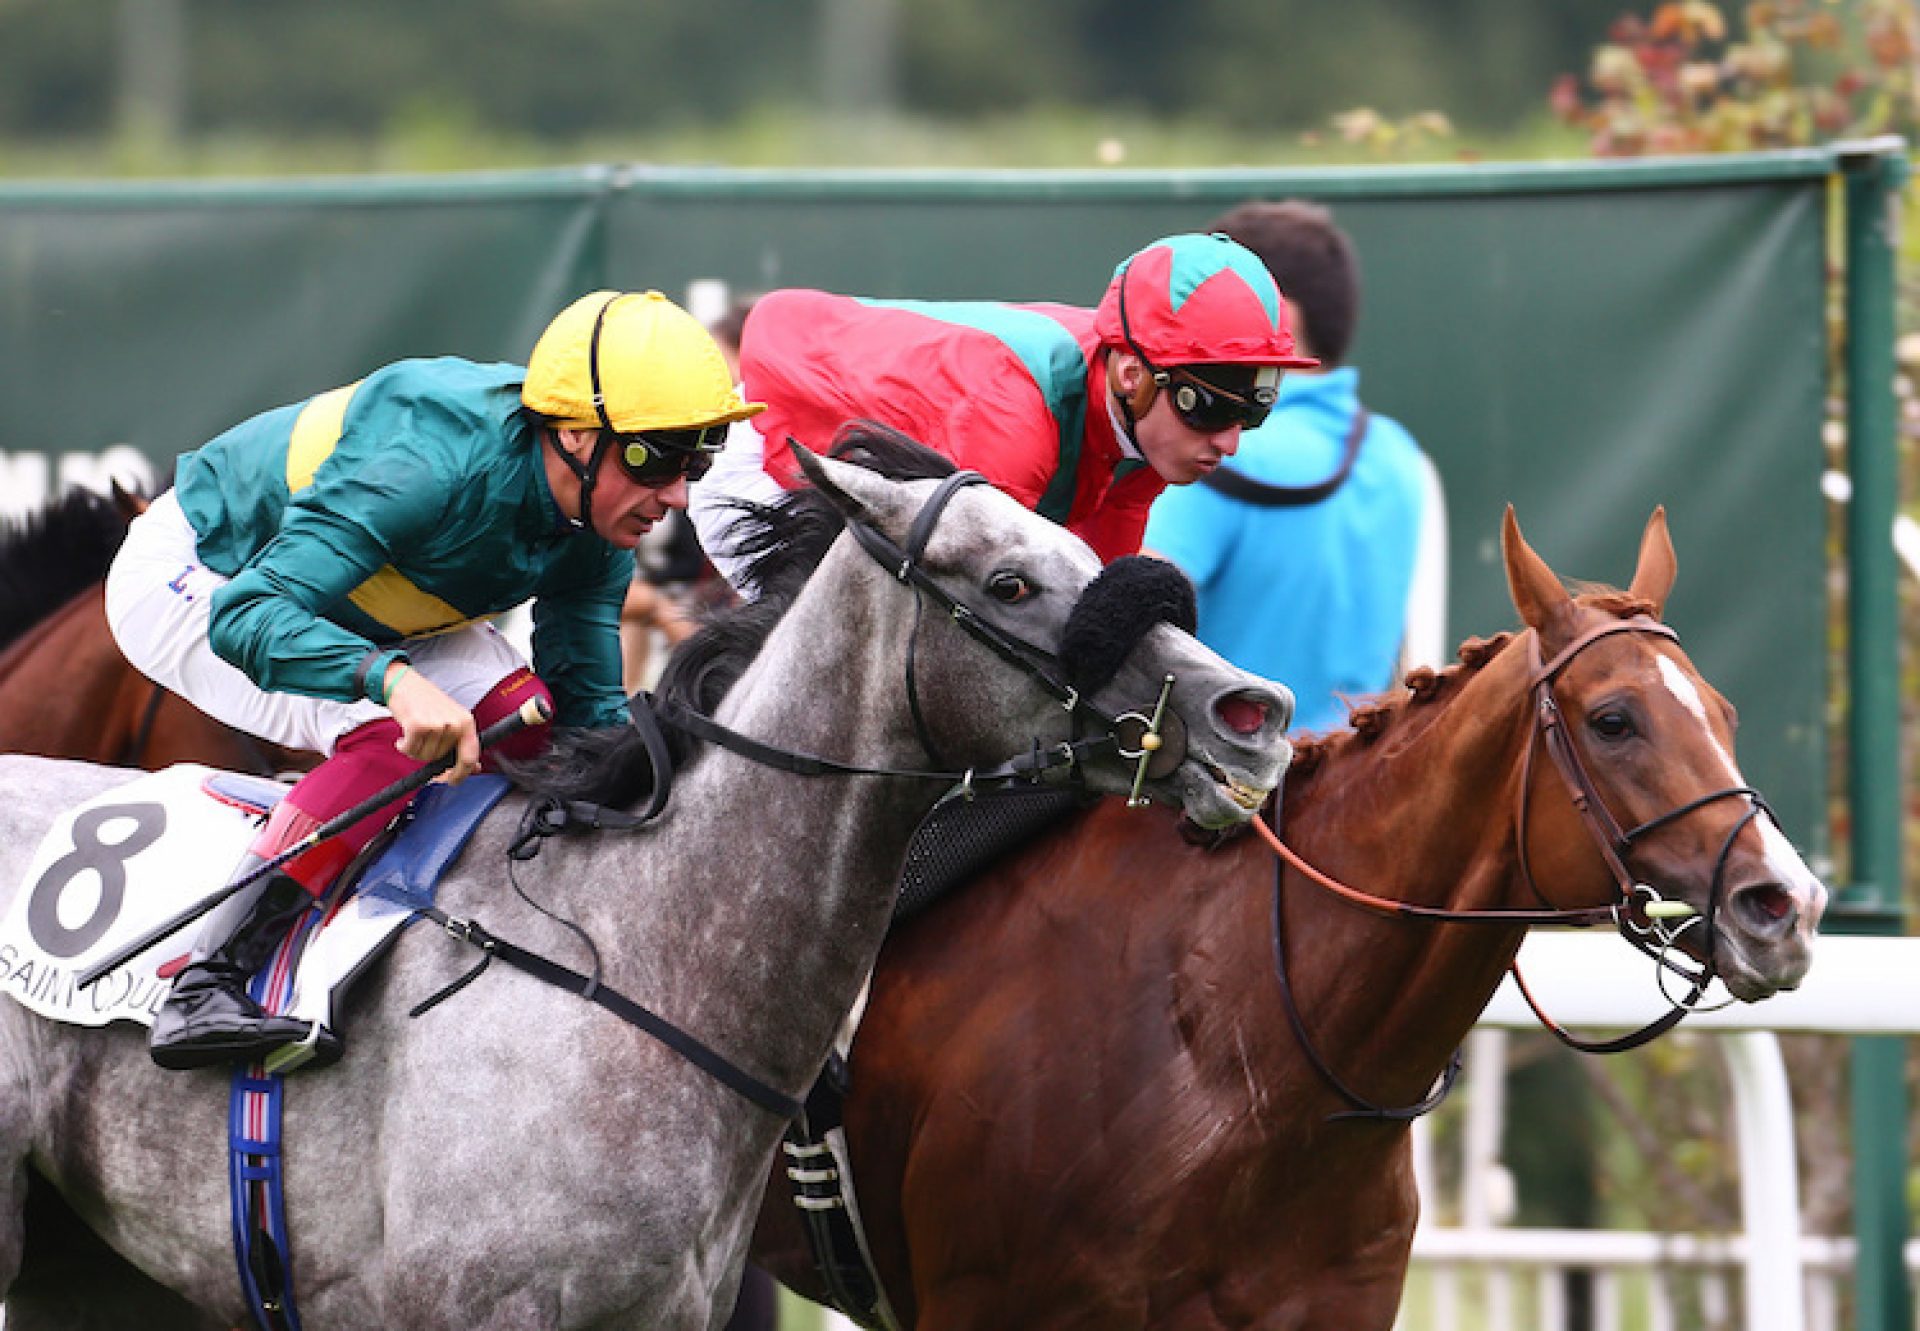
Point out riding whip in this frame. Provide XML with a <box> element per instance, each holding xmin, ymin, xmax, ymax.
<box><xmin>76</xmin><ymin>695</ymin><xmax>552</xmax><ymax>990</ymax></box>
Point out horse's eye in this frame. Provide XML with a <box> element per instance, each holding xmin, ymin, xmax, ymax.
<box><xmin>987</xmin><ymin>571</ymin><xmax>1033</xmax><ymax>604</ymax></box>
<box><xmin>1590</xmin><ymin>709</ymin><xmax>1635</xmax><ymax>741</ymax></box>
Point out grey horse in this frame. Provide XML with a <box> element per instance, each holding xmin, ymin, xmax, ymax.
<box><xmin>0</xmin><ymin>444</ymin><xmax>1294</xmax><ymax>1330</ymax></box>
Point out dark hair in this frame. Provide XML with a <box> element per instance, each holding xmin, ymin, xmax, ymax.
<box><xmin>708</xmin><ymin>294</ymin><xmax>759</xmax><ymax>357</ymax></box>
<box><xmin>1207</xmin><ymin>200</ymin><xmax>1359</xmax><ymax>366</ymax></box>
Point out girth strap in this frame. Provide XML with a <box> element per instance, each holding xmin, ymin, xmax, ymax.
<box><xmin>414</xmin><ymin>907</ymin><xmax>803</xmax><ymax>1120</ymax></box>
<box><xmin>782</xmin><ymin>1055</ymin><xmax>901</xmax><ymax>1330</ymax></box>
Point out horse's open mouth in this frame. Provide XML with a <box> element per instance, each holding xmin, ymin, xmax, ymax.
<box><xmin>1203</xmin><ymin>760</ymin><xmax>1270</xmax><ymax>812</ymax></box>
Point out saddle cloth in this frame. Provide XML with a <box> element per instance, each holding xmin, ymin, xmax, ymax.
<box><xmin>0</xmin><ymin>763</ymin><xmax>505</xmax><ymax>1034</ymax></box>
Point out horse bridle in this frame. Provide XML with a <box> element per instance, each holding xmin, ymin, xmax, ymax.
<box><xmin>656</xmin><ymin>468</ymin><xmax>1183</xmax><ymax>796</ymax></box>
<box><xmin>1261</xmin><ymin>614</ymin><xmax>1779</xmax><ymax>1119</ymax></box>
<box><xmin>1510</xmin><ymin>615</ymin><xmax>1774</xmax><ymax>1050</ymax></box>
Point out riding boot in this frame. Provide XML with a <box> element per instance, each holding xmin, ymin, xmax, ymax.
<box><xmin>148</xmin><ymin>868</ymin><xmax>343</xmax><ymax>1071</ymax></box>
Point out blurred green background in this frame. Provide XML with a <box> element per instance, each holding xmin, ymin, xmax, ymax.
<box><xmin>0</xmin><ymin>0</ymin><xmax>1628</xmax><ymax>174</ymax></box>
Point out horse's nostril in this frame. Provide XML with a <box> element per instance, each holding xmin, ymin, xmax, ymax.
<box><xmin>1741</xmin><ymin>885</ymin><xmax>1793</xmax><ymax>923</ymax></box>
<box><xmin>1216</xmin><ymin>694</ymin><xmax>1270</xmax><ymax>736</ymax></box>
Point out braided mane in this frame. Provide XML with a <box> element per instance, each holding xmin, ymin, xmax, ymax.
<box><xmin>1286</xmin><ymin>589</ymin><xmax>1660</xmax><ymax>780</ymax></box>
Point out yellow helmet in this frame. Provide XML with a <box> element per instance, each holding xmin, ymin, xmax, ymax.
<box><xmin>522</xmin><ymin>290</ymin><xmax>765</xmax><ymax>433</ymax></box>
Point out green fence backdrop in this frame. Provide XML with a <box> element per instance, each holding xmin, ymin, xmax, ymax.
<box><xmin>0</xmin><ymin>153</ymin><xmax>1839</xmax><ymax>858</ymax></box>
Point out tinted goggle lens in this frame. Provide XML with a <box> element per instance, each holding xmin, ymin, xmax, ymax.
<box><xmin>616</xmin><ymin>424</ymin><xmax>728</xmax><ymax>485</ymax></box>
<box><xmin>1165</xmin><ymin>369</ymin><xmax>1279</xmax><ymax>433</ymax></box>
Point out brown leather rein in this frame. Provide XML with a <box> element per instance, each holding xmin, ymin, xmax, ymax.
<box><xmin>1256</xmin><ymin>615</ymin><xmax>1775</xmax><ymax>1118</ymax></box>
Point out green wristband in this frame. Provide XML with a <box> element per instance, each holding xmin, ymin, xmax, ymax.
<box><xmin>382</xmin><ymin>663</ymin><xmax>411</xmax><ymax>705</ymax></box>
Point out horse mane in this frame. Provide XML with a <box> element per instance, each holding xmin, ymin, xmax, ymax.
<box><xmin>0</xmin><ymin>487</ymin><xmax>135</xmax><ymax>655</ymax></box>
<box><xmin>1286</xmin><ymin>588</ymin><xmax>1660</xmax><ymax>780</ymax></box>
<box><xmin>509</xmin><ymin>424</ymin><xmax>957</xmax><ymax>806</ymax></box>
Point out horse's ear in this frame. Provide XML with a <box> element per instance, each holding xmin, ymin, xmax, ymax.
<box><xmin>1502</xmin><ymin>505</ymin><xmax>1571</xmax><ymax>632</ymax></box>
<box><xmin>109</xmin><ymin>479</ymin><xmax>149</xmax><ymax>521</ymax></box>
<box><xmin>1626</xmin><ymin>506</ymin><xmax>1676</xmax><ymax>617</ymax></box>
<box><xmin>790</xmin><ymin>441</ymin><xmax>916</xmax><ymax>538</ymax></box>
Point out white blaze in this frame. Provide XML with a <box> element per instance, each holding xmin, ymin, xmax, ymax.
<box><xmin>1655</xmin><ymin>655</ymin><xmax>1818</xmax><ymax>890</ymax></box>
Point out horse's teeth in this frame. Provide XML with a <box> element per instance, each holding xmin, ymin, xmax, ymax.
<box><xmin>1227</xmin><ymin>780</ymin><xmax>1265</xmax><ymax>809</ymax></box>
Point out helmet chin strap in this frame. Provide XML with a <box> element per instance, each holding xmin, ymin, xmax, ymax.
<box><xmin>1105</xmin><ymin>354</ymin><xmax>1150</xmax><ymax>454</ymax></box>
<box><xmin>545</xmin><ymin>428</ymin><xmax>615</xmax><ymax>533</ymax></box>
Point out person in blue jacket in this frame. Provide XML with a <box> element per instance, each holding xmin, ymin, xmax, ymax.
<box><xmin>1144</xmin><ymin>201</ymin><xmax>1448</xmax><ymax>734</ymax></box>
<box><xmin>106</xmin><ymin>290</ymin><xmax>762</xmax><ymax>1069</ymax></box>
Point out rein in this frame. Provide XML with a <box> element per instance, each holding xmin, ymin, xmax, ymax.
<box><xmin>1258</xmin><ymin>614</ymin><xmax>1775</xmax><ymax>1118</ymax></box>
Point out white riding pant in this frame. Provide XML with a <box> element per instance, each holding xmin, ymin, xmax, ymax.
<box><xmin>687</xmin><ymin>418</ymin><xmax>784</xmax><ymax>597</ymax></box>
<box><xmin>104</xmin><ymin>489</ymin><xmax>530</xmax><ymax>757</ymax></box>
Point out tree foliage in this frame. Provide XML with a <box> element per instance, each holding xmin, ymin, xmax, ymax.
<box><xmin>1551</xmin><ymin>0</ymin><xmax>1920</xmax><ymax>153</ymax></box>
<box><xmin>0</xmin><ymin>0</ymin><xmax>1630</xmax><ymax>144</ymax></box>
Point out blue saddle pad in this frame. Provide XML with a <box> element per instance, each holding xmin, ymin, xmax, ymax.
<box><xmin>356</xmin><ymin>774</ymin><xmax>511</xmax><ymax>910</ymax></box>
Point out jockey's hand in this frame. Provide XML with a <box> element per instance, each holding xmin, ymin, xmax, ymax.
<box><xmin>383</xmin><ymin>665</ymin><xmax>481</xmax><ymax>782</ymax></box>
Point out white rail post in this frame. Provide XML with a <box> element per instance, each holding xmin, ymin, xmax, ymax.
<box><xmin>1722</xmin><ymin>1031</ymin><xmax>1804</xmax><ymax>1331</ymax></box>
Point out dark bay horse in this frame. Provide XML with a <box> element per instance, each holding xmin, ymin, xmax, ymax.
<box><xmin>0</xmin><ymin>487</ymin><xmax>305</xmax><ymax>774</ymax></box>
<box><xmin>0</xmin><ymin>445</ymin><xmax>1294</xmax><ymax>1329</ymax></box>
<box><xmin>750</xmin><ymin>507</ymin><xmax>1828</xmax><ymax>1329</ymax></box>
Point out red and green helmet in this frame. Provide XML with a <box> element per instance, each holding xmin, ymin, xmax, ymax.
<box><xmin>1093</xmin><ymin>232</ymin><xmax>1319</xmax><ymax>371</ymax></box>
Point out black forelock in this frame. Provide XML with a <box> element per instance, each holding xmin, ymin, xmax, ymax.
<box><xmin>825</xmin><ymin>420</ymin><xmax>957</xmax><ymax>481</ymax></box>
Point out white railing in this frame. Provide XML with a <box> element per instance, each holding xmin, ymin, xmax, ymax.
<box><xmin>1400</xmin><ymin>1226</ymin><xmax>1920</xmax><ymax>1331</ymax></box>
<box><xmin>1399</xmin><ymin>934</ymin><xmax>1920</xmax><ymax>1331</ymax></box>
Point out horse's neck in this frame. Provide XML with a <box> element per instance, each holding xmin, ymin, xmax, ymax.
<box><xmin>0</xmin><ymin>587</ymin><xmax>140</xmax><ymax>764</ymax></box>
<box><xmin>1290</xmin><ymin>636</ymin><xmax>1538</xmax><ymax>907</ymax></box>
<box><xmin>0</xmin><ymin>585</ymin><xmax>98</xmax><ymax>681</ymax></box>
<box><xmin>1254</xmin><ymin>639</ymin><xmax>1543</xmax><ymax>1111</ymax></box>
<box><xmin>577</xmin><ymin>562</ymin><xmax>939</xmax><ymax>1092</ymax></box>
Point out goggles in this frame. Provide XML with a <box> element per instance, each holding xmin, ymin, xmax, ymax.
<box><xmin>1157</xmin><ymin>366</ymin><xmax>1280</xmax><ymax>433</ymax></box>
<box><xmin>614</xmin><ymin>425</ymin><xmax>728</xmax><ymax>486</ymax></box>
<box><xmin>587</xmin><ymin>293</ymin><xmax>727</xmax><ymax>487</ymax></box>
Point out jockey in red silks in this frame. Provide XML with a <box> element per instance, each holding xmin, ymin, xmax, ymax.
<box><xmin>688</xmin><ymin>232</ymin><xmax>1318</xmax><ymax>583</ymax></box>
<box><xmin>105</xmin><ymin>291</ymin><xmax>764</xmax><ymax>1070</ymax></box>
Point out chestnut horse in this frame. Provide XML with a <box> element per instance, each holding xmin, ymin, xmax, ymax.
<box><xmin>0</xmin><ymin>487</ymin><xmax>303</xmax><ymax>775</ymax></box>
<box><xmin>750</xmin><ymin>507</ymin><xmax>1827</xmax><ymax>1329</ymax></box>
